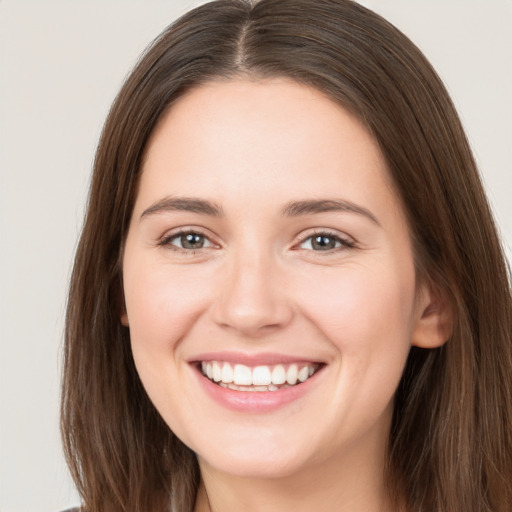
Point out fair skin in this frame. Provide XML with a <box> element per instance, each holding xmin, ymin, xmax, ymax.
<box><xmin>121</xmin><ymin>79</ymin><xmax>448</xmax><ymax>512</ymax></box>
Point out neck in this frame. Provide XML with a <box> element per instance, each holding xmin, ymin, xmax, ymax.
<box><xmin>194</xmin><ymin>433</ymin><xmax>398</xmax><ymax>512</ymax></box>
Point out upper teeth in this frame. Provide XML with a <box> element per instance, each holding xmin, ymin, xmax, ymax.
<box><xmin>201</xmin><ymin>361</ymin><xmax>317</xmax><ymax>387</ymax></box>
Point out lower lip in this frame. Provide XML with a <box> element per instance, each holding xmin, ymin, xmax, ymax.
<box><xmin>193</xmin><ymin>365</ymin><xmax>322</xmax><ymax>413</ymax></box>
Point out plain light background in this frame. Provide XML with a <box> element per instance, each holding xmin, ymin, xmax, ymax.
<box><xmin>1</xmin><ymin>1</ymin><xmax>510</xmax><ymax>511</ymax></box>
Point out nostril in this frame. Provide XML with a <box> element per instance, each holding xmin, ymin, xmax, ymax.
<box><xmin>212</xmin><ymin>294</ymin><xmax>294</xmax><ymax>335</ymax></box>
<box><xmin>210</xmin><ymin>258</ymin><xmax>295</xmax><ymax>335</ymax></box>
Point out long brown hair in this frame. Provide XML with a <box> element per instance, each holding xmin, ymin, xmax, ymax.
<box><xmin>61</xmin><ymin>1</ymin><xmax>512</xmax><ymax>511</ymax></box>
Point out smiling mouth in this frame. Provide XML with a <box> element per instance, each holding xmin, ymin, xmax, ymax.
<box><xmin>199</xmin><ymin>361</ymin><xmax>322</xmax><ymax>392</ymax></box>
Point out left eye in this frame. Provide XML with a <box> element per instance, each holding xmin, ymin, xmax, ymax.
<box><xmin>164</xmin><ymin>232</ymin><xmax>214</xmax><ymax>250</ymax></box>
<box><xmin>299</xmin><ymin>234</ymin><xmax>347</xmax><ymax>251</ymax></box>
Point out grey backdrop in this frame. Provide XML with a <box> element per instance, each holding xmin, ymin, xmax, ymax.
<box><xmin>1</xmin><ymin>1</ymin><xmax>510</xmax><ymax>511</ymax></box>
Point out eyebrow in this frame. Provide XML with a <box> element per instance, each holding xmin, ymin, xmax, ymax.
<box><xmin>140</xmin><ymin>197</ymin><xmax>224</xmax><ymax>219</ymax></box>
<box><xmin>140</xmin><ymin>196</ymin><xmax>379</xmax><ymax>225</ymax></box>
<box><xmin>281</xmin><ymin>199</ymin><xmax>380</xmax><ymax>225</ymax></box>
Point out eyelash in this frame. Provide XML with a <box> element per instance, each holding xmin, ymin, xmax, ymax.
<box><xmin>158</xmin><ymin>229</ymin><xmax>215</xmax><ymax>255</ymax></box>
<box><xmin>294</xmin><ymin>230</ymin><xmax>356</xmax><ymax>253</ymax></box>
<box><xmin>157</xmin><ymin>228</ymin><xmax>355</xmax><ymax>255</ymax></box>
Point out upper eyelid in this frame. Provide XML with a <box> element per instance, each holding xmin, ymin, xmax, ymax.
<box><xmin>293</xmin><ymin>228</ymin><xmax>354</xmax><ymax>244</ymax></box>
<box><xmin>159</xmin><ymin>227</ymin><xmax>218</xmax><ymax>247</ymax></box>
<box><xmin>291</xmin><ymin>230</ymin><xmax>357</xmax><ymax>255</ymax></box>
<box><xmin>160</xmin><ymin>226</ymin><xmax>213</xmax><ymax>238</ymax></box>
<box><xmin>156</xmin><ymin>226</ymin><xmax>355</xmax><ymax>248</ymax></box>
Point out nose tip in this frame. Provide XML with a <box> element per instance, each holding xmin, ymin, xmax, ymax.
<box><xmin>216</xmin><ymin>304</ymin><xmax>281</xmax><ymax>337</ymax></box>
<box><xmin>211</xmin><ymin>259</ymin><xmax>293</xmax><ymax>337</ymax></box>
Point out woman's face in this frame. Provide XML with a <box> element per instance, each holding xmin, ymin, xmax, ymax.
<box><xmin>122</xmin><ymin>79</ymin><xmax>433</xmax><ymax>479</ymax></box>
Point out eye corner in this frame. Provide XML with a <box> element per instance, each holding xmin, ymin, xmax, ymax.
<box><xmin>292</xmin><ymin>229</ymin><xmax>356</xmax><ymax>254</ymax></box>
<box><xmin>157</xmin><ymin>227</ymin><xmax>221</xmax><ymax>254</ymax></box>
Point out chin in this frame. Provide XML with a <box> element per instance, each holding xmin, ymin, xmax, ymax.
<box><xmin>199</xmin><ymin>449</ymin><xmax>309</xmax><ymax>479</ymax></box>
<box><xmin>187</xmin><ymin>427</ymin><xmax>314</xmax><ymax>479</ymax></box>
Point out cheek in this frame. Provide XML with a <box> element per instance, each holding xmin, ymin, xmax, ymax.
<box><xmin>122</xmin><ymin>255</ymin><xmax>216</xmax><ymax>389</ymax></box>
<box><xmin>122</xmin><ymin>258</ymin><xmax>213</xmax><ymax>416</ymax></box>
<box><xmin>295</xmin><ymin>259</ymin><xmax>416</xmax><ymax>387</ymax></box>
<box><xmin>301</xmin><ymin>261</ymin><xmax>414</xmax><ymax>331</ymax></box>
<box><xmin>125</xmin><ymin>260</ymin><xmax>206</xmax><ymax>337</ymax></box>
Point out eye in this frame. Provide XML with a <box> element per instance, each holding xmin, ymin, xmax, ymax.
<box><xmin>160</xmin><ymin>230</ymin><xmax>215</xmax><ymax>251</ymax></box>
<box><xmin>298</xmin><ymin>232</ymin><xmax>353</xmax><ymax>251</ymax></box>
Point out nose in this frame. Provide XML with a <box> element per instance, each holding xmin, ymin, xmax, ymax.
<box><xmin>211</xmin><ymin>248</ymin><xmax>294</xmax><ymax>338</ymax></box>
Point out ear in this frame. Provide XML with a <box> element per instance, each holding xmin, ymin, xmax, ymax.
<box><xmin>117</xmin><ymin>275</ymin><xmax>129</xmax><ymax>327</ymax></box>
<box><xmin>411</xmin><ymin>282</ymin><xmax>452</xmax><ymax>348</ymax></box>
<box><xmin>121</xmin><ymin>312</ymin><xmax>129</xmax><ymax>327</ymax></box>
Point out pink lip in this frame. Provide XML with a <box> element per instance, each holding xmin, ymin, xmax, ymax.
<box><xmin>189</xmin><ymin>351</ymin><xmax>322</xmax><ymax>366</ymax></box>
<box><xmin>191</xmin><ymin>360</ymin><xmax>324</xmax><ymax>413</ymax></box>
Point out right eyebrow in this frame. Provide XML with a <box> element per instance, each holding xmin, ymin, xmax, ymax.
<box><xmin>140</xmin><ymin>196</ymin><xmax>224</xmax><ymax>220</ymax></box>
<box><xmin>281</xmin><ymin>198</ymin><xmax>380</xmax><ymax>226</ymax></box>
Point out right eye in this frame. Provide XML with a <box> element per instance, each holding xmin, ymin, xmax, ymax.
<box><xmin>160</xmin><ymin>230</ymin><xmax>215</xmax><ymax>252</ymax></box>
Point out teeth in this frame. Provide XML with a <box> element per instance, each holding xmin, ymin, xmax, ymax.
<box><xmin>221</xmin><ymin>362</ymin><xmax>233</xmax><ymax>383</ymax></box>
<box><xmin>201</xmin><ymin>361</ymin><xmax>319</xmax><ymax>389</ymax></box>
<box><xmin>298</xmin><ymin>366</ymin><xmax>309</xmax><ymax>382</ymax></box>
<box><xmin>212</xmin><ymin>362</ymin><xmax>222</xmax><ymax>382</ymax></box>
<box><xmin>221</xmin><ymin>382</ymin><xmax>291</xmax><ymax>392</ymax></box>
<box><xmin>252</xmin><ymin>366</ymin><xmax>272</xmax><ymax>385</ymax></box>
<box><xmin>271</xmin><ymin>365</ymin><xmax>286</xmax><ymax>385</ymax></box>
<box><xmin>233</xmin><ymin>364</ymin><xmax>252</xmax><ymax>385</ymax></box>
<box><xmin>286</xmin><ymin>364</ymin><xmax>298</xmax><ymax>385</ymax></box>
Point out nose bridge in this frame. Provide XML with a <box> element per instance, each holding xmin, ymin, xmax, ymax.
<box><xmin>212</xmin><ymin>240</ymin><xmax>293</xmax><ymax>336</ymax></box>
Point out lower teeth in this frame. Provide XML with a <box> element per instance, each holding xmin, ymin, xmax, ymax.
<box><xmin>217</xmin><ymin>382</ymin><xmax>291</xmax><ymax>392</ymax></box>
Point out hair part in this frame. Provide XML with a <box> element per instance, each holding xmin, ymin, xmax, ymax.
<box><xmin>62</xmin><ymin>1</ymin><xmax>512</xmax><ymax>511</ymax></box>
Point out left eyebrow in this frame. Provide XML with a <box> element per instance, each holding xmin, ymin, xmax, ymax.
<box><xmin>140</xmin><ymin>196</ymin><xmax>224</xmax><ymax>220</ymax></box>
<box><xmin>281</xmin><ymin>199</ymin><xmax>380</xmax><ymax>226</ymax></box>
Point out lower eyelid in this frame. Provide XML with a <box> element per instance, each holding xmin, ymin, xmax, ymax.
<box><xmin>157</xmin><ymin>230</ymin><xmax>354</xmax><ymax>252</ymax></box>
<box><xmin>159</xmin><ymin>230</ymin><xmax>214</xmax><ymax>248</ymax></box>
<box><xmin>296</xmin><ymin>233</ymin><xmax>354</xmax><ymax>250</ymax></box>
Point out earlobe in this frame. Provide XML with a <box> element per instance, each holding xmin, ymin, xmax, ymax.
<box><xmin>121</xmin><ymin>312</ymin><xmax>129</xmax><ymax>327</ymax></box>
<box><xmin>411</xmin><ymin>283</ymin><xmax>452</xmax><ymax>348</ymax></box>
<box><xmin>118</xmin><ymin>280</ymin><xmax>129</xmax><ymax>326</ymax></box>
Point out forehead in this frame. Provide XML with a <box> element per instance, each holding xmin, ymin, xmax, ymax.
<box><xmin>147</xmin><ymin>78</ymin><xmax>377</xmax><ymax>161</ymax></box>
<box><xmin>137</xmin><ymin>78</ymin><xmax>398</xmax><ymax>222</ymax></box>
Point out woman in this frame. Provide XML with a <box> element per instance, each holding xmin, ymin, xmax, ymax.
<box><xmin>61</xmin><ymin>0</ymin><xmax>512</xmax><ymax>511</ymax></box>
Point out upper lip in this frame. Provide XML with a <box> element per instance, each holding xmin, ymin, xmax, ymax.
<box><xmin>189</xmin><ymin>351</ymin><xmax>324</xmax><ymax>366</ymax></box>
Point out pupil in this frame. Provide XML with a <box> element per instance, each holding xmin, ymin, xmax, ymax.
<box><xmin>312</xmin><ymin>235</ymin><xmax>335</xmax><ymax>250</ymax></box>
<box><xmin>182</xmin><ymin>233</ymin><xmax>204</xmax><ymax>249</ymax></box>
